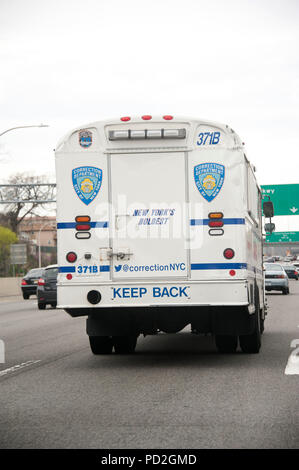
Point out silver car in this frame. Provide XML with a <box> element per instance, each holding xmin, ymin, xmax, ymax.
<box><xmin>264</xmin><ymin>263</ymin><xmax>289</xmax><ymax>295</ymax></box>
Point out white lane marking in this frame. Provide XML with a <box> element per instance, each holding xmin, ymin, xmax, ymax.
<box><xmin>0</xmin><ymin>360</ymin><xmax>41</xmax><ymax>377</ymax></box>
<box><xmin>0</xmin><ymin>339</ymin><xmax>4</xmax><ymax>363</ymax></box>
<box><xmin>285</xmin><ymin>339</ymin><xmax>299</xmax><ymax>375</ymax></box>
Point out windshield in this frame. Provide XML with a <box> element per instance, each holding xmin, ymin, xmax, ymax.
<box><xmin>27</xmin><ymin>268</ymin><xmax>44</xmax><ymax>277</ymax></box>
<box><xmin>264</xmin><ymin>264</ymin><xmax>283</xmax><ymax>271</ymax></box>
<box><xmin>44</xmin><ymin>267</ymin><xmax>58</xmax><ymax>279</ymax></box>
<box><xmin>282</xmin><ymin>265</ymin><xmax>294</xmax><ymax>270</ymax></box>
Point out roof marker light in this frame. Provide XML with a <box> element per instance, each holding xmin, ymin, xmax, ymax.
<box><xmin>142</xmin><ymin>115</ymin><xmax>152</xmax><ymax>120</ymax></box>
<box><xmin>120</xmin><ymin>116</ymin><xmax>131</xmax><ymax>121</ymax></box>
<box><xmin>163</xmin><ymin>115</ymin><xmax>173</xmax><ymax>120</ymax></box>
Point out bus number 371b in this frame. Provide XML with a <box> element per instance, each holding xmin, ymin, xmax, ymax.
<box><xmin>197</xmin><ymin>131</ymin><xmax>220</xmax><ymax>146</ymax></box>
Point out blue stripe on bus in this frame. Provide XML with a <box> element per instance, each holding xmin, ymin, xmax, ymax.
<box><xmin>57</xmin><ymin>221</ymin><xmax>108</xmax><ymax>229</ymax></box>
<box><xmin>191</xmin><ymin>263</ymin><xmax>247</xmax><ymax>270</ymax></box>
<box><xmin>59</xmin><ymin>266</ymin><xmax>76</xmax><ymax>273</ymax></box>
<box><xmin>100</xmin><ymin>265</ymin><xmax>110</xmax><ymax>272</ymax></box>
<box><xmin>190</xmin><ymin>218</ymin><xmax>245</xmax><ymax>226</ymax></box>
<box><xmin>59</xmin><ymin>265</ymin><xmax>110</xmax><ymax>273</ymax></box>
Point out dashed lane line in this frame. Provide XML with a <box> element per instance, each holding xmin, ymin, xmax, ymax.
<box><xmin>0</xmin><ymin>360</ymin><xmax>41</xmax><ymax>377</ymax></box>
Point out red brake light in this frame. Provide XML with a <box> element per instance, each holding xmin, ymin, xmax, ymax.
<box><xmin>229</xmin><ymin>270</ymin><xmax>236</xmax><ymax>276</ymax></box>
<box><xmin>224</xmin><ymin>248</ymin><xmax>235</xmax><ymax>259</ymax></box>
<box><xmin>163</xmin><ymin>115</ymin><xmax>173</xmax><ymax>120</ymax></box>
<box><xmin>38</xmin><ymin>278</ymin><xmax>45</xmax><ymax>286</ymax></box>
<box><xmin>208</xmin><ymin>220</ymin><xmax>224</xmax><ymax>228</ymax></box>
<box><xmin>120</xmin><ymin>116</ymin><xmax>131</xmax><ymax>121</ymax></box>
<box><xmin>141</xmin><ymin>115</ymin><xmax>152</xmax><ymax>120</ymax></box>
<box><xmin>66</xmin><ymin>251</ymin><xmax>77</xmax><ymax>263</ymax></box>
<box><xmin>21</xmin><ymin>280</ymin><xmax>27</xmax><ymax>285</ymax></box>
<box><xmin>76</xmin><ymin>224</ymin><xmax>91</xmax><ymax>231</ymax></box>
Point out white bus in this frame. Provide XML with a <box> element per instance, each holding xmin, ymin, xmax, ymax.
<box><xmin>55</xmin><ymin>115</ymin><xmax>269</xmax><ymax>355</ymax></box>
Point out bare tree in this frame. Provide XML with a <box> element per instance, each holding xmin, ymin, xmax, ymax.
<box><xmin>0</xmin><ymin>173</ymin><xmax>56</xmax><ymax>233</ymax></box>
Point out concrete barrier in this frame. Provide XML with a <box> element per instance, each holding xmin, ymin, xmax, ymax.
<box><xmin>0</xmin><ymin>277</ymin><xmax>22</xmax><ymax>297</ymax></box>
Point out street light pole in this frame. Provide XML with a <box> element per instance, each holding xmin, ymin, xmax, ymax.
<box><xmin>0</xmin><ymin>124</ymin><xmax>49</xmax><ymax>137</ymax></box>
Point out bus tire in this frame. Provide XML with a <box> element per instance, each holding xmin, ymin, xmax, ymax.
<box><xmin>89</xmin><ymin>336</ymin><xmax>113</xmax><ymax>355</ymax></box>
<box><xmin>113</xmin><ymin>336</ymin><xmax>138</xmax><ymax>354</ymax></box>
<box><xmin>239</xmin><ymin>288</ymin><xmax>261</xmax><ymax>354</ymax></box>
<box><xmin>215</xmin><ymin>335</ymin><xmax>238</xmax><ymax>353</ymax></box>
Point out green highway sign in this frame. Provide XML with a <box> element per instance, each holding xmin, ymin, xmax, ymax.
<box><xmin>265</xmin><ymin>231</ymin><xmax>299</xmax><ymax>243</ymax></box>
<box><xmin>261</xmin><ymin>184</ymin><xmax>299</xmax><ymax>216</ymax></box>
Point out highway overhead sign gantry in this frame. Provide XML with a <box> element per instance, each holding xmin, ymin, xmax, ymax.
<box><xmin>265</xmin><ymin>231</ymin><xmax>299</xmax><ymax>243</ymax></box>
<box><xmin>261</xmin><ymin>184</ymin><xmax>299</xmax><ymax>216</ymax></box>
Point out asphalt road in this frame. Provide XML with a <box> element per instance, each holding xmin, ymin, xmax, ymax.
<box><xmin>0</xmin><ymin>283</ymin><xmax>298</xmax><ymax>449</ymax></box>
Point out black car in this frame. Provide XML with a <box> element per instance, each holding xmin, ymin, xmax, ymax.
<box><xmin>37</xmin><ymin>264</ymin><xmax>58</xmax><ymax>310</ymax></box>
<box><xmin>282</xmin><ymin>265</ymin><xmax>299</xmax><ymax>280</ymax></box>
<box><xmin>21</xmin><ymin>268</ymin><xmax>45</xmax><ymax>299</ymax></box>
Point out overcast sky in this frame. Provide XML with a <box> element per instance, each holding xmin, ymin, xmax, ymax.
<box><xmin>0</xmin><ymin>0</ymin><xmax>298</xmax><ymax>228</ymax></box>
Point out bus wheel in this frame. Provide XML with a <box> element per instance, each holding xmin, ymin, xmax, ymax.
<box><xmin>239</xmin><ymin>291</ymin><xmax>261</xmax><ymax>354</ymax></box>
<box><xmin>89</xmin><ymin>336</ymin><xmax>113</xmax><ymax>355</ymax></box>
<box><xmin>113</xmin><ymin>336</ymin><xmax>138</xmax><ymax>354</ymax></box>
<box><xmin>215</xmin><ymin>335</ymin><xmax>238</xmax><ymax>353</ymax></box>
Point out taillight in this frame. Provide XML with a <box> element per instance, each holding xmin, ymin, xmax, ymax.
<box><xmin>21</xmin><ymin>279</ymin><xmax>27</xmax><ymax>285</ymax></box>
<box><xmin>295</xmin><ymin>271</ymin><xmax>298</xmax><ymax>276</ymax></box>
<box><xmin>209</xmin><ymin>220</ymin><xmax>224</xmax><ymax>227</ymax></box>
<box><xmin>76</xmin><ymin>224</ymin><xmax>90</xmax><ymax>231</ymax></box>
<box><xmin>208</xmin><ymin>212</ymin><xmax>224</xmax><ymax>227</ymax></box>
<box><xmin>38</xmin><ymin>278</ymin><xmax>45</xmax><ymax>286</ymax></box>
<box><xmin>75</xmin><ymin>216</ymin><xmax>90</xmax><ymax>223</ymax></box>
<box><xmin>224</xmin><ymin>248</ymin><xmax>235</xmax><ymax>259</ymax></box>
<box><xmin>76</xmin><ymin>224</ymin><xmax>91</xmax><ymax>231</ymax></box>
<box><xmin>75</xmin><ymin>216</ymin><xmax>91</xmax><ymax>237</ymax></box>
<box><xmin>66</xmin><ymin>251</ymin><xmax>77</xmax><ymax>263</ymax></box>
<box><xmin>208</xmin><ymin>212</ymin><xmax>223</xmax><ymax>219</ymax></box>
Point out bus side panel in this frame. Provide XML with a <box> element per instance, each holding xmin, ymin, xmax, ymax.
<box><xmin>188</xmin><ymin>148</ymin><xmax>247</xmax><ymax>282</ymax></box>
<box><xmin>55</xmin><ymin>147</ymin><xmax>111</xmax><ymax>306</ymax></box>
